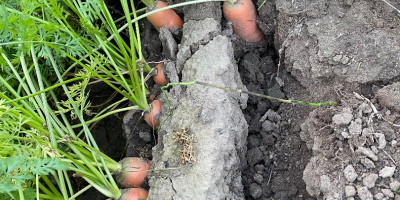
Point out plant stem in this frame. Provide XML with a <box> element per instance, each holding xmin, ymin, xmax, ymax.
<box><xmin>194</xmin><ymin>81</ymin><xmax>337</xmax><ymax>106</ymax></box>
<box><xmin>70</xmin><ymin>105</ymin><xmax>141</xmax><ymax>129</ymax></box>
<box><xmin>160</xmin><ymin>81</ymin><xmax>336</xmax><ymax>129</ymax></box>
<box><xmin>38</xmin><ymin>194</ymin><xmax>65</xmax><ymax>200</ymax></box>
<box><xmin>68</xmin><ymin>185</ymin><xmax>92</xmax><ymax>200</ymax></box>
<box><xmin>42</xmin><ymin>175</ymin><xmax>63</xmax><ymax>197</ymax></box>
<box><xmin>4</xmin><ymin>76</ymin><xmax>89</xmax><ymax>104</ymax></box>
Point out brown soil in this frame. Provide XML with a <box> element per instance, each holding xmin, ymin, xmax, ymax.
<box><xmin>89</xmin><ymin>0</ymin><xmax>400</xmax><ymax>199</ymax></box>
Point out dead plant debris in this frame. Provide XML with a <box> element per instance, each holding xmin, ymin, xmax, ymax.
<box><xmin>172</xmin><ymin>127</ymin><xmax>196</xmax><ymax>165</ymax></box>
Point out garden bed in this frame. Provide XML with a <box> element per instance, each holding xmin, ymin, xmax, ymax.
<box><xmin>2</xmin><ymin>0</ymin><xmax>400</xmax><ymax>199</ymax></box>
<box><xmin>121</xmin><ymin>0</ymin><xmax>400</xmax><ymax>199</ymax></box>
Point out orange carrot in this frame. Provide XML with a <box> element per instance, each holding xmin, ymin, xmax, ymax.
<box><xmin>146</xmin><ymin>1</ymin><xmax>184</xmax><ymax>31</ymax></box>
<box><xmin>120</xmin><ymin>188</ymin><xmax>148</xmax><ymax>200</ymax></box>
<box><xmin>149</xmin><ymin>93</ymin><xmax>157</xmax><ymax>101</ymax></box>
<box><xmin>153</xmin><ymin>63</ymin><xmax>168</xmax><ymax>86</ymax></box>
<box><xmin>144</xmin><ymin>100</ymin><xmax>162</xmax><ymax>128</ymax></box>
<box><xmin>223</xmin><ymin>0</ymin><xmax>264</xmax><ymax>42</ymax></box>
<box><xmin>117</xmin><ymin>157</ymin><xmax>151</xmax><ymax>188</ymax></box>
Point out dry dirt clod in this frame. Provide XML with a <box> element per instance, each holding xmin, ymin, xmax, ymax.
<box><xmin>319</xmin><ymin>175</ymin><xmax>331</xmax><ymax>194</ymax></box>
<box><xmin>159</xmin><ymin>27</ymin><xmax>178</xmax><ymax>60</ymax></box>
<box><xmin>361</xmin><ymin>157</ymin><xmax>376</xmax><ymax>169</ymax></box>
<box><xmin>379</xmin><ymin>166</ymin><xmax>396</xmax><ymax>178</ymax></box>
<box><xmin>247</xmin><ymin>147</ymin><xmax>264</xmax><ymax>167</ymax></box>
<box><xmin>381</xmin><ymin>188</ymin><xmax>394</xmax><ymax>198</ymax></box>
<box><xmin>390</xmin><ymin>181</ymin><xmax>400</xmax><ymax>191</ymax></box>
<box><xmin>391</xmin><ymin>140</ymin><xmax>398</xmax><ymax>147</ymax></box>
<box><xmin>261</xmin><ymin>120</ymin><xmax>275</xmax><ymax>132</ymax></box>
<box><xmin>357</xmin><ymin>186</ymin><xmax>373</xmax><ymax>200</ymax></box>
<box><xmin>344</xmin><ymin>165</ymin><xmax>358</xmax><ymax>183</ymax></box>
<box><xmin>253</xmin><ymin>173</ymin><xmax>263</xmax><ymax>184</ymax></box>
<box><xmin>348</xmin><ymin>120</ymin><xmax>362</xmax><ymax>135</ymax></box>
<box><xmin>356</xmin><ymin>146</ymin><xmax>378</xmax><ymax>161</ymax></box>
<box><xmin>345</xmin><ymin>185</ymin><xmax>356</xmax><ymax>197</ymax></box>
<box><xmin>332</xmin><ymin>109</ymin><xmax>353</xmax><ymax>125</ymax></box>
<box><xmin>376</xmin><ymin>133</ymin><xmax>387</xmax><ymax>149</ymax></box>
<box><xmin>374</xmin><ymin>192</ymin><xmax>385</xmax><ymax>200</ymax></box>
<box><xmin>139</xmin><ymin>131</ymin><xmax>152</xmax><ymax>142</ymax></box>
<box><xmin>362</xmin><ymin>173</ymin><xmax>378</xmax><ymax>188</ymax></box>
<box><xmin>148</xmin><ymin>34</ymin><xmax>248</xmax><ymax>199</ymax></box>
<box><xmin>260</xmin><ymin>109</ymin><xmax>281</xmax><ymax>123</ymax></box>
<box><xmin>249</xmin><ymin>183</ymin><xmax>262</xmax><ymax>199</ymax></box>
<box><xmin>376</xmin><ymin>82</ymin><xmax>400</xmax><ymax>112</ymax></box>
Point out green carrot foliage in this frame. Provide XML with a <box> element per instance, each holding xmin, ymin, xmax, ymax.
<box><xmin>0</xmin><ymin>155</ymin><xmax>68</xmax><ymax>198</ymax></box>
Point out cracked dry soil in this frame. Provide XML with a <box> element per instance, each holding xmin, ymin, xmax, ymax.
<box><xmin>88</xmin><ymin>0</ymin><xmax>400</xmax><ymax>199</ymax></box>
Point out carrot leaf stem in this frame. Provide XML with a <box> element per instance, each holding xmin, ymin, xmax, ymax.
<box><xmin>160</xmin><ymin>81</ymin><xmax>336</xmax><ymax>129</ymax></box>
<box><xmin>194</xmin><ymin>81</ymin><xmax>337</xmax><ymax>106</ymax></box>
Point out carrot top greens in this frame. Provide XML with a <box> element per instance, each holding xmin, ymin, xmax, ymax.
<box><xmin>0</xmin><ymin>0</ymin><xmax>151</xmax><ymax>199</ymax></box>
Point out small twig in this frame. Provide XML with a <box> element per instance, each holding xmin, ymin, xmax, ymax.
<box><xmin>144</xmin><ymin>67</ymin><xmax>156</xmax><ymax>82</ymax></box>
<box><xmin>267</xmin><ymin>167</ymin><xmax>273</xmax><ymax>186</ymax></box>
<box><xmin>357</xmin><ymin>62</ymin><xmax>362</xmax><ymax>70</ymax></box>
<box><xmin>88</xmin><ymin>78</ymin><xmax>122</xmax><ymax>85</ymax></box>
<box><xmin>382</xmin><ymin>149</ymin><xmax>397</xmax><ymax>166</ymax></box>
<box><xmin>318</xmin><ymin>125</ymin><xmax>332</xmax><ymax>131</ymax></box>
<box><xmin>380</xmin><ymin>0</ymin><xmax>400</xmax><ymax>14</ymax></box>
<box><xmin>147</xmin><ymin>60</ymin><xmax>168</xmax><ymax>64</ymax></box>
<box><xmin>353</xmin><ymin>92</ymin><xmax>400</xmax><ymax>127</ymax></box>
<box><xmin>334</xmin><ymin>150</ymin><xmax>344</xmax><ymax>162</ymax></box>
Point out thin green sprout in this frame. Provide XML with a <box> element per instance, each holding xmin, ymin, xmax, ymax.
<box><xmin>258</xmin><ymin>0</ymin><xmax>267</xmax><ymax>10</ymax></box>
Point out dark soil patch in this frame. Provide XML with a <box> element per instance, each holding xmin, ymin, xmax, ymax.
<box><xmin>121</xmin><ymin>0</ymin><xmax>319</xmax><ymax>199</ymax></box>
<box><xmin>76</xmin><ymin>0</ymin><xmax>400</xmax><ymax>199</ymax></box>
<box><xmin>72</xmin><ymin>82</ymin><xmax>127</xmax><ymax>200</ymax></box>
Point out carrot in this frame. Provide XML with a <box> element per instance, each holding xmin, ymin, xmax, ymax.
<box><xmin>144</xmin><ymin>100</ymin><xmax>162</xmax><ymax>128</ymax></box>
<box><xmin>119</xmin><ymin>188</ymin><xmax>148</xmax><ymax>200</ymax></box>
<box><xmin>146</xmin><ymin>1</ymin><xmax>184</xmax><ymax>31</ymax></box>
<box><xmin>223</xmin><ymin>0</ymin><xmax>264</xmax><ymax>42</ymax></box>
<box><xmin>149</xmin><ymin>93</ymin><xmax>157</xmax><ymax>101</ymax></box>
<box><xmin>153</xmin><ymin>63</ymin><xmax>167</xmax><ymax>86</ymax></box>
<box><xmin>117</xmin><ymin>157</ymin><xmax>151</xmax><ymax>188</ymax></box>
